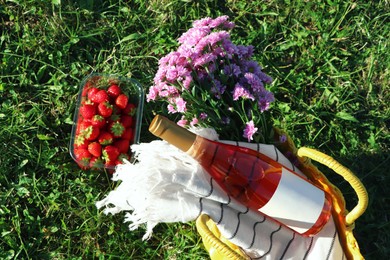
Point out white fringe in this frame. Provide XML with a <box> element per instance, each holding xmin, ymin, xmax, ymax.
<box><xmin>96</xmin><ymin>128</ymin><xmax>219</xmax><ymax>240</ymax></box>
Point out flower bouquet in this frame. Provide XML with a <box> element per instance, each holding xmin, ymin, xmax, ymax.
<box><xmin>147</xmin><ymin>15</ymin><xmax>275</xmax><ymax>144</ymax></box>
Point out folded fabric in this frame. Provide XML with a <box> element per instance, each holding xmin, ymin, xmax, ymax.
<box><xmin>96</xmin><ymin>128</ymin><xmax>345</xmax><ymax>259</ymax></box>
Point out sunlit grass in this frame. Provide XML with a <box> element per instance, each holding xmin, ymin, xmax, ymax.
<box><xmin>0</xmin><ymin>0</ymin><xmax>388</xmax><ymax>259</ymax></box>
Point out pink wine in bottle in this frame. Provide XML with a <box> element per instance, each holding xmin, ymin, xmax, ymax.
<box><xmin>149</xmin><ymin>115</ymin><xmax>332</xmax><ymax>236</ymax></box>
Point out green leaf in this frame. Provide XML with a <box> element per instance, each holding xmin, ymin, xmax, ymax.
<box><xmin>37</xmin><ymin>134</ymin><xmax>54</xmax><ymax>140</ymax></box>
<box><xmin>336</xmin><ymin>111</ymin><xmax>359</xmax><ymax>123</ymax></box>
<box><xmin>117</xmin><ymin>33</ymin><xmax>141</xmax><ymax>45</ymax></box>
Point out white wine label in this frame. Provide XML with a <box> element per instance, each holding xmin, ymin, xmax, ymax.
<box><xmin>259</xmin><ymin>167</ymin><xmax>325</xmax><ymax>234</ymax></box>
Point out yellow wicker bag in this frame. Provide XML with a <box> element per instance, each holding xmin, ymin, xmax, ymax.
<box><xmin>196</xmin><ymin>129</ymin><xmax>368</xmax><ymax>260</ymax></box>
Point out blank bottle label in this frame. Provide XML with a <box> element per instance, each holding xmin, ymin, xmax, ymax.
<box><xmin>259</xmin><ymin>167</ymin><xmax>325</xmax><ymax>234</ymax></box>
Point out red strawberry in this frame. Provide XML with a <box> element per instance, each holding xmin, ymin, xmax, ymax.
<box><xmin>109</xmin><ymin>111</ymin><xmax>121</xmax><ymax>123</ymax></box>
<box><xmin>74</xmin><ymin>134</ymin><xmax>90</xmax><ymax>149</ymax></box>
<box><xmin>89</xmin><ymin>157</ymin><xmax>104</xmax><ymax>169</ymax></box>
<box><xmin>87</xmin><ymin>87</ymin><xmax>99</xmax><ymax>101</ymax></box>
<box><xmin>98</xmin><ymin>101</ymin><xmax>113</xmax><ymax>117</ymax></box>
<box><xmin>115</xmin><ymin>94</ymin><xmax>128</xmax><ymax>110</ymax></box>
<box><xmin>107</xmin><ymin>84</ymin><xmax>122</xmax><ymax>98</ymax></box>
<box><xmin>74</xmin><ymin>148</ymin><xmax>92</xmax><ymax>168</ymax></box>
<box><xmin>105</xmin><ymin>160</ymin><xmax>116</xmax><ymax>170</ymax></box>
<box><xmin>98</xmin><ymin>131</ymin><xmax>114</xmax><ymax>145</ymax></box>
<box><xmin>76</xmin><ymin>120</ymin><xmax>92</xmax><ymax>134</ymax></box>
<box><xmin>88</xmin><ymin>142</ymin><xmax>102</xmax><ymax>157</ymax></box>
<box><xmin>113</xmin><ymin>139</ymin><xmax>130</xmax><ymax>153</ymax></box>
<box><xmin>103</xmin><ymin>145</ymin><xmax>120</xmax><ymax>162</ymax></box>
<box><xmin>123</xmin><ymin>103</ymin><xmax>136</xmax><ymax>116</ymax></box>
<box><xmin>82</xmin><ymin>81</ymin><xmax>92</xmax><ymax>97</ymax></box>
<box><xmin>84</xmin><ymin>125</ymin><xmax>100</xmax><ymax>141</ymax></box>
<box><xmin>120</xmin><ymin>115</ymin><xmax>133</xmax><ymax>128</ymax></box>
<box><xmin>79</xmin><ymin>104</ymin><xmax>96</xmax><ymax>119</ymax></box>
<box><xmin>121</xmin><ymin>128</ymin><xmax>133</xmax><ymax>140</ymax></box>
<box><xmin>90</xmin><ymin>114</ymin><xmax>106</xmax><ymax>128</ymax></box>
<box><xmin>90</xmin><ymin>89</ymin><xmax>109</xmax><ymax>103</ymax></box>
<box><xmin>109</xmin><ymin>121</ymin><xmax>125</xmax><ymax>138</ymax></box>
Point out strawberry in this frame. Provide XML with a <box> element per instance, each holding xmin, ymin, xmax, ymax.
<box><xmin>98</xmin><ymin>101</ymin><xmax>113</xmax><ymax>117</ymax></box>
<box><xmin>107</xmin><ymin>84</ymin><xmax>122</xmax><ymax>98</ymax></box>
<box><xmin>120</xmin><ymin>115</ymin><xmax>133</xmax><ymax>128</ymax></box>
<box><xmin>121</xmin><ymin>128</ymin><xmax>133</xmax><ymax>140</ymax></box>
<box><xmin>103</xmin><ymin>145</ymin><xmax>120</xmax><ymax>163</ymax></box>
<box><xmin>88</xmin><ymin>142</ymin><xmax>102</xmax><ymax>157</ymax></box>
<box><xmin>89</xmin><ymin>157</ymin><xmax>104</xmax><ymax>169</ymax></box>
<box><xmin>123</xmin><ymin>103</ymin><xmax>136</xmax><ymax>116</ymax></box>
<box><xmin>87</xmin><ymin>87</ymin><xmax>99</xmax><ymax>101</ymax></box>
<box><xmin>76</xmin><ymin>120</ymin><xmax>92</xmax><ymax>134</ymax></box>
<box><xmin>115</xmin><ymin>94</ymin><xmax>128</xmax><ymax>110</ymax></box>
<box><xmin>90</xmin><ymin>89</ymin><xmax>109</xmax><ymax>103</ymax></box>
<box><xmin>90</xmin><ymin>114</ymin><xmax>106</xmax><ymax>128</ymax></box>
<box><xmin>109</xmin><ymin>111</ymin><xmax>121</xmax><ymax>123</ymax></box>
<box><xmin>98</xmin><ymin>131</ymin><xmax>114</xmax><ymax>145</ymax></box>
<box><xmin>74</xmin><ymin>148</ymin><xmax>92</xmax><ymax>168</ymax></box>
<box><xmin>74</xmin><ymin>134</ymin><xmax>90</xmax><ymax>149</ymax></box>
<box><xmin>109</xmin><ymin>121</ymin><xmax>125</xmax><ymax>138</ymax></box>
<box><xmin>105</xmin><ymin>160</ymin><xmax>116</xmax><ymax>170</ymax></box>
<box><xmin>113</xmin><ymin>139</ymin><xmax>130</xmax><ymax>154</ymax></box>
<box><xmin>79</xmin><ymin>103</ymin><xmax>96</xmax><ymax>119</ymax></box>
<box><xmin>84</xmin><ymin>125</ymin><xmax>100</xmax><ymax>141</ymax></box>
<box><xmin>82</xmin><ymin>81</ymin><xmax>92</xmax><ymax>97</ymax></box>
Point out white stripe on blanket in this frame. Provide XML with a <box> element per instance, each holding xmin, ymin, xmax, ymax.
<box><xmin>96</xmin><ymin>128</ymin><xmax>345</xmax><ymax>259</ymax></box>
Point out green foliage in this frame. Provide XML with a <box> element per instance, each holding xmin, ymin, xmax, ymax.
<box><xmin>0</xmin><ymin>0</ymin><xmax>388</xmax><ymax>259</ymax></box>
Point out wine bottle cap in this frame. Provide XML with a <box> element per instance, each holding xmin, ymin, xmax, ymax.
<box><xmin>149</xmin><ymin>115</ymin><xmax>196</xmax><ymax>152</ymax></box>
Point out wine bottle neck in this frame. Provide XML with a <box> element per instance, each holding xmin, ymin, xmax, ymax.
<box><xmin>149</xmin><ymin>115</ymin><xmax>196</xmax><ymax>152</ymax></box>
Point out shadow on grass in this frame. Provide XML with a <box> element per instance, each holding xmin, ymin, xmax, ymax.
<box><xmin>315</xmin><ymin>150</ymin><xmax>389</xmax><ymax>259</ymax></box>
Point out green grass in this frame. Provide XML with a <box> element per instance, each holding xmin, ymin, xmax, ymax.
<box><xmin>0</xmin><ymin>0</ymin><xmax>389</xmax><ymax>259</ymax></box>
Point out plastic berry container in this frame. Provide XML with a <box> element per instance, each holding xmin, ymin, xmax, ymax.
<box><xmin>70</xmin><ymin>73</ymin><xmax>144</xmax><ymax>170</ymax></box>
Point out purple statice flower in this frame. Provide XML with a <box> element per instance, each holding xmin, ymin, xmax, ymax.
<box><xmin>279</xmin><ymin>134</ymin><xmax>287</xmax><ymax>143</ymax></box>
<box><xmin>242</xmin><ymin>60</ymin><xmax>262</xmax><ymax>75</ymax></box>
<box><xmin>232</xmin><ymin>84</ymin><xmax>255</xmax><ymax>101</ymax></box>
<box><xmin>257</xmin><ymin>90</ymin><xmax>274</xmax><ymax>112</ymax></box>
<box><xmin>220</xmin><ymin>39</ymin><xmax>237</xmax><ymax>58</ymax></box>
<box><xmin>166</xmin><ymin>66</ymin><xmax>178</xmax><ymax>81</ymax></box>
<box><xmin>243</xmin><ymin>120</ymin><xmax>258</xmax><ymax>142</ymax></box>
<box><xmin>223</xmin><ymin>64</ymin><xmax>241</xmax><ymax>77</ymax></box>
<box><xmin>154</xmin><ymin>82</ymin><xmax>177</xmax><ymax>98</ymax></box>
<box><xmin>175</xmin><ymin>97</ymin><xmax>187</xmax><ymax>112</ymax></box>
<box><xmin>208</xmin><ymin>15</ymin><xmax>234</xmax><ymax>29</ymax></box>
<box><xmin>146</xmin><ymin>86</ymin><xmax>158</xmax><ymax>102</ymax></box>
<box><xmin>210</xmin><ymin>79</ymin><xmax>226</xmax><ymax>99</ymax></box>
<box><xmin>178</xmin><ymin>27</ymin><xmax>210</xmax><ymax>47</ymax></box>
<box><xmin>193</xmin><ymin>53</ymin><xmax>216</xmax><ymax>67</ymax></box>
<box><xmin>177</xmin><ymin>116</ymin><xmax>188</xmax><ymax>127</ymax></box>
<box><xmin>167</xmin><ymin>103</ymin><xmax>176</xmax><ymax>113</ymax></box>
<box><xmin>182</xmin><ymin>75</ymin><xmax>193</xmax><ymax>89</ymax></box>
<box><xmin>244</xmin><ymin>72</ymin><xmax>262</xmax><ymax>88</ymax></box>
<box><xmin>167</xmin><ymin>97</ymin><xmax>187</xmax><ymax>114</ymax></box>
<box><xmin>236</xmin><ymin>45</ymin><xmax>254</xmax><ymax>59</ymax></box>
<box><xmin>232</xmin><ymin>83</ymin><xmax>255</xmax><ymax>101</ymax></box>
<box><xmin>199</xmin><ymin>112</ymin><xmax>208</xmax><ymax>120</ymax></box>
<box><xmin>192</xmin><ymin>17</ymin><xmax>213</xmax><ymax>28</ymax></box>
<box><xmin>190</xmin><ymin>117</ymin><xmax>199</xmax><ymax>126</ymax></box>
<box><xmin>257</xmin><ymin>71</ymin><xmax>273</xmax><ymax>84</ymax></box>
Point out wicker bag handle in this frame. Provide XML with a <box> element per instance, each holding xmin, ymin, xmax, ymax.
<box><xmin>196</xmin><ymin>214</ymin><xmax>248</xmax><ymax>260</ymax></box>
<box><xmin>297</xmin><ymin>147</ymin><xmax>369</xmax><ymax>226</ymax></box>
